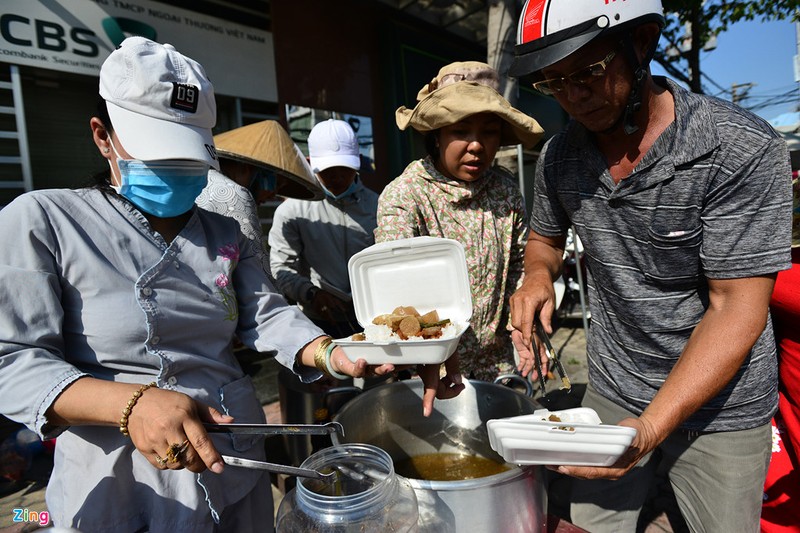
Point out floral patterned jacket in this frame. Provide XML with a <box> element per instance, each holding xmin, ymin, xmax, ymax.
<box><xmin>375</xmin><ymin>157</ymin><xmax>529</xmax><ymax>381</ymax></box>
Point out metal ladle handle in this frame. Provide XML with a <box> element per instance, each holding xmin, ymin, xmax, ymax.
<box><xmin>204</xmin><ymin>421</ymin><xmax>344</xmax><ymax>436</ymax></box>
<box><xmin>221</xmin><ymin>455</ymin><xmax>334</xmax><ymax>480</ymax></box>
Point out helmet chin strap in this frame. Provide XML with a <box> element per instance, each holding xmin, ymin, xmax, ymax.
<box><xmin>622</xmin><ymin>66</ymin><xmax>646</xmax><ymax>135</ymax></box>
<box><xmin>619</xmin><ymin>31</ymin><xmax>658</xmax><ymax>135</ymax></box>
<box><xmin>600</xmin><ymin>63</ymin><xmax>645</xmax><ymax>136</ymax></box>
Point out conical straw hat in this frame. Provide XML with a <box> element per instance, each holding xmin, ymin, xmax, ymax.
<box><xmin>214</xmin><ymin>120</ymin><xmax>323</xmax><ymax>200</ymax></box>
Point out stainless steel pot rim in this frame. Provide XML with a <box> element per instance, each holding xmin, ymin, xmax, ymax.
<box><xmin>402</xmin><ymin>464</ymin><xmax>536</xmax><ymax>491</ymax></box>
<box><xmin>333</xmin><ymin>378</ymin><xmax>536</xmax><ymax>411</ymax></box>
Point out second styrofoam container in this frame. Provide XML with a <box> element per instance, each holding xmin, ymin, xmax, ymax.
<box><xmin>487</xmin><ymin>407</ymin><xmax>637</xmax><ymax>467</ymax></box>
<box><xmin>334</xmin><ymin>236</ymin><xmax>473</xmax><ymax>365</ymax></box>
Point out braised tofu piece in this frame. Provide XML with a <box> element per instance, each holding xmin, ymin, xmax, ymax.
<box><xmin>392</xmin><ymin>306</ymin><xmax>420</xmax><ymax>317</ymax></box>
<box><xmin>420</xmin><ymin>326</ymin><xmax>443</xmax><ymax>339</ymax></box>
<box><xmin>398</xmin><ymin>316</ymin><xmax>422</xmax><ymax>338</ymax></box>
<box><xmin>419</xmin><ymin>309</ymin><xmax>440</xmax><ymax>325</ymax></box>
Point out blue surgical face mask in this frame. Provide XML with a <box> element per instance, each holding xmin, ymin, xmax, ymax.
<box><xmin>250</xmin><ymin>169</ymin><xmax>277</xmax><ymax>196</ymax></box>
<box><xmin>109</xmin><ymin>141</ymin><xmax>209</xmax><ymax>218</ymax></box>
<box><xmin>321</xmin><ymin>176</ymin><xmax>359</xmax><ymax>201</ymax></box>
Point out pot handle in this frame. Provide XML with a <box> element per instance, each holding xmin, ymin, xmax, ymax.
<box><xmin>323</xmin><ymin>386</ymin><xmax>362</xmax><ymax>418</ymax></box>
<box><xmin>494</xmin><ymin>373</ymin><xmax>534</xmax><ymax>397</ymax></box>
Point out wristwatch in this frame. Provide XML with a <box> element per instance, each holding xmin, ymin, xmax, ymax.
<box><xmin>304</xmin><ymin>285</ymin><xmax>319</xmax><ymax>304</ymax></box>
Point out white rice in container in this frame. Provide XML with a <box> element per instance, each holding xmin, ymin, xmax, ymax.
<box><xmin>361</xmin><ymin>322</ymin><xmax>458</xmax><ymax>342</ymax></box>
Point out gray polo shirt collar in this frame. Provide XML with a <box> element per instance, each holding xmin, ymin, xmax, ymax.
<box><xmin>566</xmin><ymin>77</ymin><xmax>721</xmax><ymax>200</ymax></box>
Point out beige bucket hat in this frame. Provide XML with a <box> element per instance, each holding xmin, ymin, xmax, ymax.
<box><xmin>396</xmin><ymin>61</ymin><xmax>544</xmax><ymax>149</ymax></box>
<box><xmin>213</xmin><ymin>120</ymin><xmax>323</xmax><ymax>200</ymax></box>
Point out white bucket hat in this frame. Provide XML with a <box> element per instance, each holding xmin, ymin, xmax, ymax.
<box><xmin>99</xmin><ymin>36</ymin><xmax>219</xmax><ymax>169</ymax></box>
<box><xmin>307</xmin><ymin>119</ymin><xmax>361</xmax><ymax>173</ymax></box>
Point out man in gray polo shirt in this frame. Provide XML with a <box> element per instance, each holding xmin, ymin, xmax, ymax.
<box><xmin>507</xmin><ymin>1</ymin><xmax>793</xmax><ymax>531</ymax></box>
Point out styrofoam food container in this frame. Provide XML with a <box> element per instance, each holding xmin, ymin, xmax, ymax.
<box><xmin>334</xmin><ymin>237</ymin><xmax>472</xmax><ymax>365</ymax></box>
<box><xmin>509</xmin><ymin>407</ymin><xmax>603</xmax><ymax>425</ymax></box>
<box><xmin>487</xmin><ymin>408</ymin><xmax>637</xmax><ymax>467</ymax></box>
<box><xmin>495</xmin><ymin>435</ymin><xmax>633</xmax><ymax>467</ymax></box>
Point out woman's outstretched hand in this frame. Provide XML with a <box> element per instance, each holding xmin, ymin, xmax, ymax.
<box><xmin>418</xmin><ymin>354</ymin><xmax>464</xmax><ymax>417</ymax></box>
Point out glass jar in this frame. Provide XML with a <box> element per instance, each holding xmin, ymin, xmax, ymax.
<box><xmin>276</xmin><ymin>443</ymin><xmax>418</xmax><ymax>532</ymax></box>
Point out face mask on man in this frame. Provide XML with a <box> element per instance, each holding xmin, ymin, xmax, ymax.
<box><xmin>321</xmin><ymin>176</ymin><xmax>359</xmax><ymax>201</ymax></box>
<box><xmin>108</xmin><ymin>140</ymin><xmax>209</xmax><ymax>218</ymax></box>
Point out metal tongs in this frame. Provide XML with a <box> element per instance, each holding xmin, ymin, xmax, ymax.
<box><xmin>533</xmin><ymin>318</ymin><xmax>572</xmax><ymax>397</ymax></box>
<box><xmin>204</xmin><ymin>421</ymin><xmax>343</xmax><ymax>436</ymax></box>
<box><xmin>220</xmin><ymin>455</ymin><xmax>336</xmax><ymax>480</ymax></box>
<box><xmin>205</xmin><ymin>421</ymin><xmax>344</xmax><ymax>480</ymax></box>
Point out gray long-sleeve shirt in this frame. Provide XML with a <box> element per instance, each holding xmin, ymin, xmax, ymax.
<box><xmin>268</xmin><ymin>181</ymin><xmax>378</xmax><ymax>319</ymax></box>
<box><xmin>0</xmin><ymin>187</ymin><xmax>323</xmax><ymax>531</ymax></box>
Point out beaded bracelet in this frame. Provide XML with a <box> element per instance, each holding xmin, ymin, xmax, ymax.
<box><xmin>313</xmin><ymin>337</ymin><xmax>333</xmax><ymax>376</ymax></box>
<box><xmin>120</xmin><ymin>382</ymin><xmax>156</xmax><ymax>436</ymax></box>
<box><xmin>324</xmin><ymin>342</ymin><xmax>348</xmax><ymax>380</ymax></box>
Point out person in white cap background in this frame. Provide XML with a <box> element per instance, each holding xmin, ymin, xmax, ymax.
<box><xmin>376</xmin><ymin>61</ymin><xmax>544</xmax><ymax>395</ymax></box>
<box><xmin>268</xmin><ymin>118</ymin><xmax>379</xmax><ymax>340</ymax></box>
<box><xmin>0</xmin><ymin>36</ymin><xmax>396</xmax><ymax>532</ymax></box>
<box><xmin>505</xmin><ymin>1</ymin><xmax>793</xmax><ymax>531</ymax></box>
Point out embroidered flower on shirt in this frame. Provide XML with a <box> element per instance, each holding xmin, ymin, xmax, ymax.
<box><xmin>219</xmin><ymin>243</ymin><xmax>240</xmax><ymax>265</ymax></box>
<box><xmin>215</xmin><ymin>243</ymin><xmax>239</xmax><ymax>321</ymax></box>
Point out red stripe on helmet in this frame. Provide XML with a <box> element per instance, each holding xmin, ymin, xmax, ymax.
<box><xmin>520</xmin><ymin>0</ymin><xmax>548</xmax><ymax>44</ymax></box>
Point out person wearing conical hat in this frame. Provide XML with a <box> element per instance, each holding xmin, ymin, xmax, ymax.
<box><xmin>376</xmin><ymin>60</ymin><xmax>544</xmax><ymax>387</ymax></box>
<box><xmin>196</xmin><ymin>120</ymin><xmax>323</xmax><ymax>274</ymax></box>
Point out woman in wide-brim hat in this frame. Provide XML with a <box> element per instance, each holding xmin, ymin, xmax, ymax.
<box><xmin>376</xmin><ymin>61</ymin><xmax>544</xmax><ymax>383</ymax></box>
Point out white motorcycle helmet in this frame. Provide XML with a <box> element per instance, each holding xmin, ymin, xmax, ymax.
<box><xmin>509</xmin><ymin>0</ymin><xmax>665</xmax><ymax>134</ymax></box>
<box><xmin>509</xmin><ymin>0</ymin><xmax>665</xmax><ymax>77</ymax></box>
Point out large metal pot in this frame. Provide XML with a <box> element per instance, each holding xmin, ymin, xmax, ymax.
<box><xmin>332</xmin><ymin>378</ymin><xmax>547</xmax><ymax>533</ymax></box>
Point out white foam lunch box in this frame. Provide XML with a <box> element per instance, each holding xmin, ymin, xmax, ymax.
<box><xmin>334</xmin><ymin>236</ymin><xmax>472</xmax><ymax>365</ymax></box>
<box><xmin>487</xmin><ymin>408</ymin><xmax>637</xmax><ymax>467</ymax></box>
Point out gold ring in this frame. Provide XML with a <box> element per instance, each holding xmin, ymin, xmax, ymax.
<box><xmin>165</xmin><ymin>439</ymin><xmax>190</xmax><ymax>464</ymax></box>
<box><xmin>154</xmin><ymin>454</ymin><xmax>167</xmax><ymax>467</ymax></box>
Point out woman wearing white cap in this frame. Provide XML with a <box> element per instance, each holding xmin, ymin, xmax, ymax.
<box><xmin>0</xmin><ymin>37</ymin><xmax>393</xmax><ymax>532</ymax></box>
<box><xmin>268</xmin><ymin>118</ymin><xmax>380</xmax><ymax>339</ymax></box>
<box><xmin>376</xmin><ymin>61</ymin><xmax>544</xmax><ymax>384</ymax></box>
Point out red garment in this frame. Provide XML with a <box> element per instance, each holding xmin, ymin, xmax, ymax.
<box><xmin>762</xmin><ymin>248</ymin><xmax>800</xmax><ymax>532</ymax></box>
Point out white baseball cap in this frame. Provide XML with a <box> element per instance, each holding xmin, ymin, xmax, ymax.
<box><xmin>307</xmin><ymin>119</ymin><xmax>360</xmax><ymax>173</ymax></box>
<box><xmin>99</xmin><ymin>36</ymin><xmax>219</xmax><ymax>169</ymax></box>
